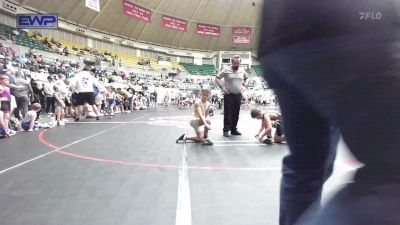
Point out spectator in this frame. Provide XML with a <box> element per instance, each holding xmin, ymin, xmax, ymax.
<box><xmin>12</xmin><ymin>70</ymin><xmax>33</xmax><ymax>120</ymax></box>
<box><xmin>70</xmin><ymin>67</ymin><xmax>102</xmax><ymax>121</ymax></box>
<box><xmin>36</xmin><ymin>55</ymin><xmax>43</xmax><ymax>64</ymax></box>
<box><xmin>62</xmin><ymin>47</ymin><xmax>69</xmax><ymax>56</ymax></box>
<box><xmin>53</xmin><ymin>85</ymin><xmax>65</xmax><ymax>126</ymax></box>
<box><xmin>49</xmin><ymin>64</ymin><xmax>57</xmax><ymax>74</ymax></box>
<box><xmin>30</xmin><ymin>78</ymin><xmax>43</xmax><ymax>120</ymax></box>
<box><xmin>10</xmin><ymin>34</ymin><xmax>15</xmax><ymax>44</ymax></box>
<box><xmin>42</xmin><ymin>76</ymin><xmax>55</xmax><ymax>114</ymax></box>
<box><xmin>20</xmin><ymin>103</ymin><xmax>41</xmax><ymax>131</ymax></box>
<box><xmin>0</xmin><ymin>108</ymin><xmax>6</xmax><ymax>137</ymax></box>
<box><xmin>16</xmin><ymin>54</ymin><xmax>30</xmax><ymax>68</ymax></box>
<box><xmin>117</xmin><ymin>88</ymin><xmax>133</xmax><ymax>112</ymax></box>
<box><xmin>43</xmin><ymin>37</ymin><xmax>51</xmax><ymax>48</ymax></box>
<box><xmin>0</xmin><ymin>74</ymin><xmax>13</xmax><ymax>136</ymax></box>
<box><xmin>258</xmin><ymin>1</ymin><xmax>400</xmax><ymax>225</ymax></box>
<box><xmin>55</xmin><ymin>73</ymin><xmax>69</xmax><ymax>108</ymax></box>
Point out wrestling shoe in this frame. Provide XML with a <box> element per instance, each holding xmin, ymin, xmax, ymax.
<box><xmin>202</xmin><ymin>139</ymin><xmax>213</xmax><ymax>146</ymax></box>
<box><xmin>176</xmin><ymin>133</ymin><xmax>186</xmax><ymax>143</ymax></box>
<box><xmin>263</xmin><ymin>139</ymin><xmax>273</xmax><ymax>145</ymax></box>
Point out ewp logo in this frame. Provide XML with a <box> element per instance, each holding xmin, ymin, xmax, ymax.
<box><xmin>17</xmin><ymin>14</ymin><xmax>58</xmax><ymax>29</ymax></box>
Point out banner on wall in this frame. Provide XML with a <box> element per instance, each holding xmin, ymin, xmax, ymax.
<box><xmin>162</xmin><ymin>16</ymin><xmax>187</xmax><ymax>32</ymax></box>
<box><xmin>16</xmin><ymin>14</ymin><xmax>58</xmax><ymax>29</ymax></box>
<box><xmin>232</xmin><ymin>36</ymin><xmax>252</xmax><ymax>44</ymax></box>
<box><xmin>197</xmin><ymin>23</ymin><xmax>220</xmax><ymax>37</ymax></box>
<box><xmin>123</xmin><ymin>0</ymin><xmax>152</xmax><ymax>23</ymax></box>
<box><xmin>232</xmin><ymin>27</ymin><xmax>251</xmax><ymax>35</ymax></box>
<box><xmin>85</xmin><ymin>0</ymin><xmax>100</xmax><ymax>12</ymax></box>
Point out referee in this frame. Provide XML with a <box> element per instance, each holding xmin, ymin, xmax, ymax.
<box><xmin>215</xmin><ymin>55</ymin><xmax>248</xmax><ymax>137</ymax></box>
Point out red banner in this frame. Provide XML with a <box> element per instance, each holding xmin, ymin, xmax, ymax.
<box><xmin>162</xmin><ymin>16</ymin><xmax>187</xmax><ymax>32</ymax></box>
<box><xmin>233</xmin><ymin>27</ymin><xmax>252</xmax><ymax>35</ymax></box>
<box><xmin>233</xmin><ymin>36</ymin><xmax>252</xmax><ymax>44</ymax></box>
<box><xmin>123</xmin><ymin>0</ymin><xmax>151</xmax><ymax>23</ymax></box>
<box><xmin>197</xmin><ymin>23</ymin><xmax>220</xmax><ymax>37</ymax></box>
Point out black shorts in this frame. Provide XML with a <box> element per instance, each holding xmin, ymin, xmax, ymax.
<box><xmin>71</xmin><ymin>93</ymin><xmax>78</xmax><ymax>106</ymax></box>
<box><xmin>275</xmin><ymin>120</ymin><xmax>284</xmax><ymax>137</ymax></box>
<box><xmin>0</xmin><ymin>101</ymin><xmax>11</xmax><ymax>112</ymax></box>
<box><xmin>64</xmin><ymin>98</ymin><xmax>71</xmax><ymax>107</ymax></box>
<box><xmin>76</xmin><ymin>92</ymin><xmax>95</xmax><ymax>106</ymax></box>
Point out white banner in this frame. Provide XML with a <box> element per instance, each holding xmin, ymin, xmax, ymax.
<box><xmin>85</xmin><ymin>0</ymin><xmax>100</xmax><ymax>12</ymax></box>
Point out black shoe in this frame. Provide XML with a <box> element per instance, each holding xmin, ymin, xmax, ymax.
<box><xmin>231</xmin><ymin>130</ymin><xmax>242</xmax><ymax>135</ymax></box>
<box><xmin>263</xmin><ymin>139</ymin><xmax>273</xmax><ymax>145</ymax></box>
<box><xmin>96</xmin><ymin>117</ymin><xmax>100</xmax><ymax>120</ymax></box>
<box><xmin>74</xmin><ymin>117</ymin><xmax>80</xmax><ymax>122</ymax></box>
<box><xmin>176</xmin><ymin>133</ymin><xmax>186</xmax><ymax>143</ymax></box>
<box><xmin>202</xmin><ymin>139</ymin><xmax>213</xmax><ymax>146</ymax></box>
<box><xmin>223</xmin><ymin>131</ymin><xmax>229</xmax><ymax>137</ymax></box>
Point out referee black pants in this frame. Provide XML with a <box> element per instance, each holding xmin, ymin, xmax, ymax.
<box><xmin>223</xmin><ymin>93</ymin><xmax>242</xmax><ymax>132</ymax></box>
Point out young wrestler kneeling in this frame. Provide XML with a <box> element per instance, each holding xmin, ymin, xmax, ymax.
<box><xmin>176</xmin><ymin>87</ymin><xmax>213</xmax><ymax>145</ymax></box>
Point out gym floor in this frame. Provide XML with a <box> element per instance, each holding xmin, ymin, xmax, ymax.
<box><xmin>0</xmin><ymin>106</ymin><xmax>359</xmax><ymax>225</ymax></box>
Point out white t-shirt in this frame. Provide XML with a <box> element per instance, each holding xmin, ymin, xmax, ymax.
<box><xmin>55</xmin><ymin>80</ymin><xmax>69</xmax><ymax>99</ymax></box>
<box><xmin>71</xmin><ymin>71</ymin><xmax>99</xmax><ymax>93</ymax></box>
<box><xmin>216</xmin><ymin>66</ymin><xmax>248</xmax><ymax>94</ymax></box>
<box><xmin>22</xmin><ymin>110</ymin><xmax>36</xmax><ymax>124</ymax></box>
<box><xmin>43</xmin><ymin>82</ymin><xmax>54</xmax><ymax>97</ymax></box>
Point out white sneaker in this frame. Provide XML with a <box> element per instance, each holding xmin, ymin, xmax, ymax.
<box><xmin>59</xmin><ymin>121</ymin><xmax>65</xmax><ymax>126</ymax></box>
<box><xmin>43</xmin><ymin>123</ymin><xmax>52</xmax><ymax>128</ymax></box>
<box><xmin>8</xmin><ymin>129</ymin><xmax>16</xmax><ymax>136</ymax></box>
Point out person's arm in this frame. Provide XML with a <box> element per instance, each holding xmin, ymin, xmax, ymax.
<box><xmin>258</xmin><ymin>116</ymin><xmax>273</xmax><ymax>143</ymax></box>
<box><xmin>242</xmin><ymin>70</ymin><xmax>249</xmax><ymax>89</ymax></box>
<box><xmin>256</xmin><ymin>124</ymin><xmax>264</xmax><ymax>137</ymax></box>
<box><xmin>27</xmin><ymin>82</ymin><xmax>33</xmax><ymax>99</ymax></box>
<box><xmin>264</xmin><ymin>115</ymin><xmax>273</xmax><ymax>137</ymax></box>
<box><xmin>0</xmin><ymin>86</ymin><xmax>4</xmax><ymax>101</ymax></box>
<box><xmin>91</xmin><ymin>76</ymin><xmax>102</xmax><ymax>91</ymax></box>
<box><xmin>53</xmin><ymin>93</ymin><xmax>64</xmax><ymax>106</ymax></box>
<box><xmin>215</xmin><ymin>68</ymin><xmax>229</xmax><ymax>94</ymax></box>
<box><xmin>8</xmin><ymin>83</ymin><xmax>24</xmax><ymax>89</ymax></box>
<box><xmin>195</xmin><ymin>102</ymin><xmax>211</xmax><ymax>129</ymax></box>
<box><xmin>204</xmin><ymin>102</ymin><xmax>211</xmax><ymax>119</ymax></box>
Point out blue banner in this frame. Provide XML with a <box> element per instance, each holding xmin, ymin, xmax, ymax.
<box><xmin>16</xmin><ymin>14</ymin><xmax>58</xmax><ymax>29</ymax></box>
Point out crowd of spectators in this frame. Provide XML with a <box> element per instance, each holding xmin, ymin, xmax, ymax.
<box><xmin>0</xmin><ymin>28</ymin><xmax>269</xmax><ymax>138</ymax></box>
<box><xmin>0</xmin><ymin>42</ymin><xmax>232</xmax><ymax>138</ymax></box>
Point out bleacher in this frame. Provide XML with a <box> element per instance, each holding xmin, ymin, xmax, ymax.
<box><xmin>0</xmin><ymin>22</ymin><xmax>206</xmax><ymax>74</ymax></box>
<box><xmin>252</xmin><ymin>65</ymin><xmax>263</xmax><ymax>76</ymax></box>
<box><xmin>180</xmin><ymin>63</ymin><xmax>216</xmax><ymax>76</ymax></box>
<box><xmin>0</xmin><ymin>24</ymin><xmax>51</xmax><ymax>52</ymax></box>
<box><xmin>151</xmin><ymin>60</ymin><xmax>180</xmax><ymax>71</ymax></box>
<box><xmin>29</xmin><ymin>32</ymin><xmax>181</xmax><ymax>71</ymax></box>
